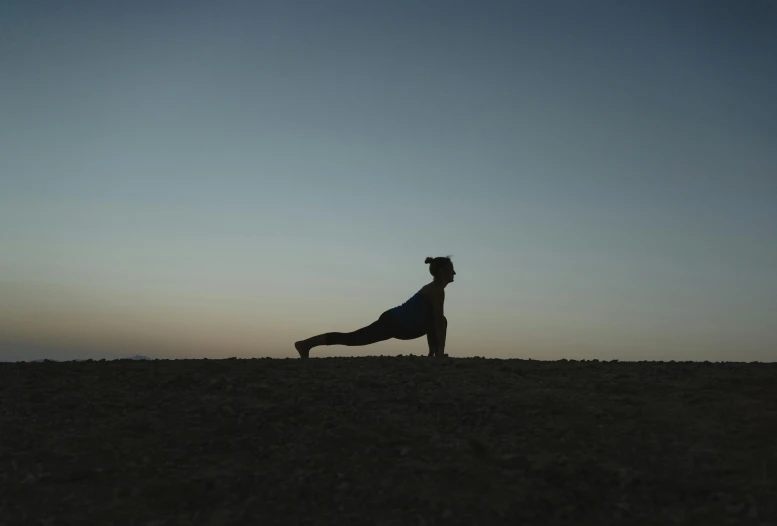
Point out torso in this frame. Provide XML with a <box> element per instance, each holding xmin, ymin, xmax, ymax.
<box><xmin>389</xmin><ymin>283</ymin><xmax>440</xmax><ymax>330</ymax></box>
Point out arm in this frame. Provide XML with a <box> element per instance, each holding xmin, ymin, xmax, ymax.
<box><xmin>430</xmin><ymin>288</ymin><xmax>447</xmax><ymax>357</ymax></box>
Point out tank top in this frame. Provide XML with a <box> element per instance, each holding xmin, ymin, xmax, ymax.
<box><xmin>389</xmin><ymin>290</ymin><xmax>432</xmax><ymax>330</ymax></box>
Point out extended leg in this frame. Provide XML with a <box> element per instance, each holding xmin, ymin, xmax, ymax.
<box><xmin>295</xmin><ymin>312</ymin><xmax>395</xmax><ymax>358</ymax></box>
<box><xmin>325</xmin><ymin>317</ymin><xmax>395</xmax><ymax>346</ymax></box>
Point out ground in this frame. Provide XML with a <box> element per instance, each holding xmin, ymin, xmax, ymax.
<box><xmin>1</xmin><ymin>356</ymin><xmax>775</xmax><ymax>525</ymax></box>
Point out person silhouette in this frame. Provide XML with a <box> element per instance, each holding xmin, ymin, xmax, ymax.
<box><xmin>294</xmin><ymin>256</ymin><xmax>456</xmax><ymax>359</ymax></box>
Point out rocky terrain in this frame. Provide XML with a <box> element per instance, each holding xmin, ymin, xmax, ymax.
<box><xmin>1</xmin><ymin>356</ymin><xmax>775</xmax><ymax>525</ymax></box>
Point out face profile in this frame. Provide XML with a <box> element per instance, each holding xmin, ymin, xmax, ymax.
<box><xmin>435</xmin><ymin>262</ymin><xmax>455</xmax><ymax>285</ymax></box>
<box><xmin>445</xmin><ymin>265</ymin><xmax>456</xmax><ymax>283</ymax></box>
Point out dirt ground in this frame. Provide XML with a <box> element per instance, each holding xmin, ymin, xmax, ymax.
<box><xmin>1</xmin><ymin>356</ymin><xmax>775</xmax><ymax>525</ymax></box>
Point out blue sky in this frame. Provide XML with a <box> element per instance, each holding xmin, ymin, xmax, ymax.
<box><xmin>1</xmin><ymin>0</ymin><xmax>775</xmax><ymax>361</ymax></box>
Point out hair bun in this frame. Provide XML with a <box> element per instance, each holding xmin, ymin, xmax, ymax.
<box><xmin>425</xmin><ymin>257</ymin><xmax>433</xmax><ymax>264</ymax></box>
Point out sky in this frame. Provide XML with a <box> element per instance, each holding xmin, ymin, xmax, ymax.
<box><xmin>1</xmin><ymin>0</ymin><xmax>776</xmax><ymax>362</ymax></box>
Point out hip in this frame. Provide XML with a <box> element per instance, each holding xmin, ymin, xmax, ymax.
<box><xmin>381</xmin><ymin>309</ymin><xmax>430</xmax><ymax>338</ymax></box>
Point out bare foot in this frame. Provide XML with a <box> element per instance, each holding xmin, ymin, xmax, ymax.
<box><xmin>294</xmin><ymin>341</ymin><xmax>310</xmax><ymax>359</ymax></box>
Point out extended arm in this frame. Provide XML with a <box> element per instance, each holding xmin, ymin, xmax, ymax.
<box><xmin>430</xmin><ymin>288</ymin><xmax>447</xmax><ymax>357</ymax></box>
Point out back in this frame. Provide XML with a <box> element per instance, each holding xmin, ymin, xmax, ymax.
<box><xmin>389</xmin><ymin>290</ymin><xmax>432</xmax><ymax>330</ymax></box>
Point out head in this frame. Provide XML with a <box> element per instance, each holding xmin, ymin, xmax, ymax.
<box><xmin>425</xmin><ymin>255</ymin><xmax>456</xmax><ymax>285</ymax></box>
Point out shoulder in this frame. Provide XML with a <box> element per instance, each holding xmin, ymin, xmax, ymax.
<box><xmin>420</xmin><ymin>284</ymin><xmax>444</xmax><ymax>303</ymax></box>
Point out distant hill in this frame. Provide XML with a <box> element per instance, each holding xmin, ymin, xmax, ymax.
<box><xmin>27</xmin><ymin>355</ymin><xmax>152</xmax><ymax>363</ymax></box>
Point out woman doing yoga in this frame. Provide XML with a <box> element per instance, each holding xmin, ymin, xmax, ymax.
<box><xmin>294</xmin><ymin>256</ymin><xmax>456</xmax><ymax>359</ymax></box>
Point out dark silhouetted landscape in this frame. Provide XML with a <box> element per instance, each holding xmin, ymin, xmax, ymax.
<box><xmin>2</xmin><ymin>356</ymin><xmax>775</xmax><ymax>525</ymax></box>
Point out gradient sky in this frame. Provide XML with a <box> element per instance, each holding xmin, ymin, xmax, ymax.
<box><xmin>2</xmin><ymin>0</ymin><xmax>776</xmax><ymax>362</ymax></box>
